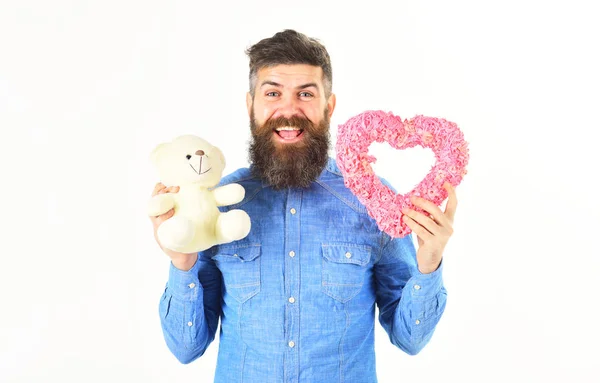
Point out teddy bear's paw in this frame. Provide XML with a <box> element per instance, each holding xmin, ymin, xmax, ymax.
<box><xmin>157</xmin><ymin>216</ymin><xmax>195</xmax><ymax>251</ymax></box>
<box><xmin>147</xmin><ymin>194</ymin><xmax>174</xmax><ymax>216</ymax></box>
<box><xmin>216</xmin><ymin>209</ymin><xmax>251</xmax><ymax>243</ymax></box>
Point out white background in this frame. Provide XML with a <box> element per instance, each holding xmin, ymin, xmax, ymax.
<box><xmin>1</xmin><ymin>0</ymin><xmax>598</xmax><ymax>382</ymax></box>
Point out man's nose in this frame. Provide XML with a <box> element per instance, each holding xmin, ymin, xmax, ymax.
<box><xmin>277</xmin><ymin>94</ymin><xmax>301</xmax><ymax>118</ymax></box>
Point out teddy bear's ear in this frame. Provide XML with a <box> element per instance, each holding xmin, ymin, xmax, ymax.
<box><xmin>150</xmin><ymin>143</ymin><xmax>168</xmax><ymax>167</ymax></box>
<box><xmin>214</xmin><ymin>146</ymin><xmax>226</xmax><ymax>167</ymax></box>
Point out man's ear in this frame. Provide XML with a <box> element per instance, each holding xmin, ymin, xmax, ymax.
<box><xmin>246</xmin><ymin>92</ymin><xmax>253</xmax><ymax>119</ymax></box>
<box><xmin>327</xmin><ymin>93</ymin><xmax>336</xmax><ymax>118</ymax></box>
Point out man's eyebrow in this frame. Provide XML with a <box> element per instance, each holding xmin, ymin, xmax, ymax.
<box><xmin>297</xmin><ymin>82</ymin><xmax>319</xmax><ymax>90</ymax></box>
<box><xmin>260</xmin><ymin>81</ymin><xmax>282</xmax><ymax>88</ymax></box>
<box><xmin>259</xmin><ymin>81</ymin><xmax>320</xmax><ymax>90</ymax></box>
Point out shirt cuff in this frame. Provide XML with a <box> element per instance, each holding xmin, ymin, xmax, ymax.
<box><xmin>166</xmin><ymin>256</ymin><xmax>202</xmax><ymax>301</ymax></box>
<box><xmin>407</xmin><ymin>259</ymin><xmax>444</xmax><ymax>300</ymax></box>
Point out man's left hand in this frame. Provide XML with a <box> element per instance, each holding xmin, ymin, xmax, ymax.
<box><xmin>401</xmin><ymin>182</ymin><xmax>458</xmax><ymax>274</ymax></box>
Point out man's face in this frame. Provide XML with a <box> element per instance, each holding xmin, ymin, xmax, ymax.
<box><xmin>246</xmin><ymin>64</ymin><xmax>336</xmax><ymax>189</ymax></box>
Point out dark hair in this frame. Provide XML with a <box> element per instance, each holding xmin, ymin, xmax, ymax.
<box><xmin>245</xmin><ymin>29</ymin><xmax>333</xmax><ymax>98</ymax></box>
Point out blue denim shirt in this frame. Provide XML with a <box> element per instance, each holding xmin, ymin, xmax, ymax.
<box><xmin>159</xmin><ymin>157</ymin><xmax>447</xmax><ymax>383</ymax></box>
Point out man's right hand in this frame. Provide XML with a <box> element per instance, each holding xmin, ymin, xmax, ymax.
<box><xmin>150</xmin><ymin>182</ymin><xmax>198</xmax><ymax>271</ymax></box>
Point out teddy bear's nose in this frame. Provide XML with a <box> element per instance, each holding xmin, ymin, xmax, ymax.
<box><xmin>195</xmin><ymin>150</ymin><xmax>205</xmax><ymax>156</ymax></box>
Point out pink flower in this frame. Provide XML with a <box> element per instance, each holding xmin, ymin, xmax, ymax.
<box><xmin>422</xmin><ymin>131</ymin><xmax>433</xmax><ymax>145</ymax></box>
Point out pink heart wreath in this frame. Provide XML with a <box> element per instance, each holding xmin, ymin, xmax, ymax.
<box><xmin>335</xmin><ymin>110</ymin><xmax>469</xmax><ymax>238</ymax></box>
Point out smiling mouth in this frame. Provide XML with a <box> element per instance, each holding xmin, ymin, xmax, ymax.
<box><xmin>189</xmin><ymin>164</ymin><xmax>212</xmax><ymax>175</ymax></box>
<box><xmin>274</xmin><ymin>127</ymin><xmax>304</xmax><ymax>140</ymax></box>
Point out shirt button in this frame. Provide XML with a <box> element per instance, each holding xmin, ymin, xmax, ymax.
<box><xmin>288</xmin><ymin>297</ymin><xmax>296</xmax><ymax>303</ymax></box>
<box><xmin>187</xmin><ymin>321</ymin><xmax>193</xmax><ymax>327</ymax></box>
<box><xmin>188</xmin><ymin>283</ymin><xmax>196</xmax><ymax>289</ymax></box>
<box><xmin>415</xmin><ymin>320</ymin><xmax>421</xmax><ymax>325</ymax></box>
<box><xmin>288</xmin><ymin>341</ymin><xmax>295</xmax><ymax>348</ymax></box>
<box><xmin>290</xmin><ymin>208</ymin><xmax>296</xmax><ymax>214</ymax></box>
<box><xmin>345</xmin><ymin>252</ymin><xmax>352</xmax><ymax>258</ymax></box>
<box><xmin>233</xmin><ymin>253</ymin><xmax>238</xmax><ymax>257</ymax></box>
<box><xmin>289</xmin><ymin>250</ymin><xmax>295</xmax><ymax>258</ymax></box>
<box><xmin>413</xmin><ymin>284</ymin><xmax>421</xmax><ymax>290</ymax></box>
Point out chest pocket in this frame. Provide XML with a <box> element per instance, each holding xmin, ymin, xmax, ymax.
<box><xmin>321</xmin><ymin>243</ymin><xmax>372</xmax><ymax>303</ymax></box>
<box><xmin>211</xmin><ymin>245</ymin><xmax>261</xmax><ymax>303</ymax></box>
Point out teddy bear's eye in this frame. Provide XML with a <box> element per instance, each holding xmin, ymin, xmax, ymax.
<box><xmin>186</xmin><ymin>154</ymin><xmax>192</xmax><ymax>160</ymax></box>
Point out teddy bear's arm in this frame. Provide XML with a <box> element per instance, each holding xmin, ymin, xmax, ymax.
<box><xmin>212</xmin><ymin>183</ymin><xmax>245</xmax><ymax>206</ymax></box>
<box><xmin>147</xmin><ymin>193</ymin><xmax>176</xmax><ymax>216</ymax></box>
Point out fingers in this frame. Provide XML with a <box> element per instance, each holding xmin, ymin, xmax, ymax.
<box><xmin>158</xmin><ymin>186</ymin><xmax>180</xmax><ymax>195</ymax></box>
<box><xmin>443</xmin><ymin>182</ymin><xmax>458</xmax><ymax>223</ymax></box>
<box><xmin>161</xmin><ymin>186</ymin><xmax>180</xmax><ymax>194</ymax></box>
<box><xmin>152</xmin><ymin>182</ymin><xmax>165</xmax><ymax>196</ymax></box>
<box><xmin>150</xmin><ymin>208</ymin><xmax>175</xmax><ymax>229</ymax></box>
<box><xmin>161</xmin><ymin>208</ymin><xmax>175</xmax><ymax>226</ymax></box>
<box><xmin>409</xmin><ymin>195</ymin><xmax>448</xmax><ymax>228</ymax></box>
<box><xmin>152</xmin><ymin>183</ymin><xmax>180</xmax><ymax>197</ymax></box>
<box><xmin>151</xmin><ymin>208</ymin><xmax>175</xmax><ymax>251</ymax></box>
<box><xmin>161</xmin><ymin>207</ymin><xmax>175</xmax><ymax>220</ymax></box>
<box><xmin>150</xmin><ymin>182</ymin><xmax>178</xmax><ymax>226</ymax></box>
<box><xmin>402</xmin><ymin>215</ymin><xmax>433</xmax><ymax>240</ymax></box>
<box><xmin>402</xmin><ymin>207</ymin><xmax>439</xmax><ymax>235</ymax></box>
<box><xmin>405</xmin><ymin>190</ymin><xmax>456</xmax><ymax>237</ymax></box>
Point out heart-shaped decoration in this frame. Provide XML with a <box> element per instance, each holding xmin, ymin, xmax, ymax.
<box><xmin>336</xmin><ymin>110</ymin><xmax>469</xmax><ymax>238</ymax></box>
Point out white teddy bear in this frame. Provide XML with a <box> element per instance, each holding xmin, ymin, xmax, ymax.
<box><xmin>148</xmin><ymin>135</ymin><xmax>251</xmax><ymax>253</ymax></box>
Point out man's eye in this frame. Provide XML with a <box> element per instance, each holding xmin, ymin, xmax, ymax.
<box><xmin>266</xmin><ymin>91</ymin><xmax>279</xmax><ymax>97</ymax></box>
<box><xmin>299</xmin><ymin>92</ymin><xmax>313</xmax><ymax>98</ymax></box>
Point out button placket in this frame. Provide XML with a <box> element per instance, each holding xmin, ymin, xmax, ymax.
<box><xmin>284</xmin><ymin>191</ymin><xmax>301</xmax><ymax>381</ymax></box>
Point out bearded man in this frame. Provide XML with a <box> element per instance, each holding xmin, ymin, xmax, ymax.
<box><xmin>150</xmin><ymin>29</ymin><xmax>457</xmax><ymax>383</ymax></box>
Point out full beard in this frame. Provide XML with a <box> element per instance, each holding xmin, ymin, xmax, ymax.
<box><xmin>248</xmin><ymin>109</ymin><xmax>331</xmax><ymax>190</ymax></box>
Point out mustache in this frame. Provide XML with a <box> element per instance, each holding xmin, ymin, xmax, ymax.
<box><xmin>259</xmin><ymin>115</ymin><xmax>315</xmax><ymax>132</ymax></box>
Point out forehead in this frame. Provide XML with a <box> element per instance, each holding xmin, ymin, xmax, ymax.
<box><xmin>256</xmin><ymin>64</ymin><xmax>324</xmax><ymax>87</ymax></box>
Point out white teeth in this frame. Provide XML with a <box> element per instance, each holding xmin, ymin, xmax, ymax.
<box><xmin>275</xmin><ymin>127</ymin><xmax>300</xmax><ymax>131</ymax></box>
